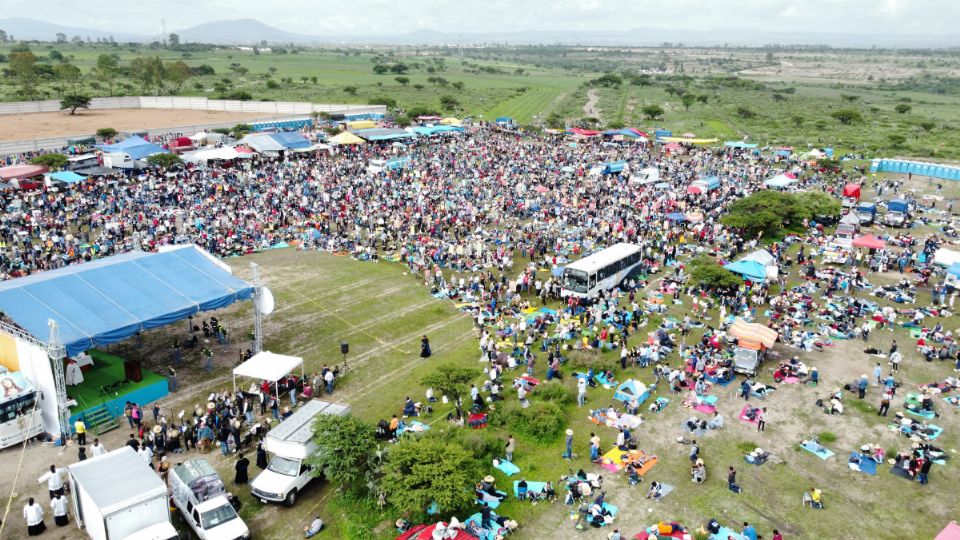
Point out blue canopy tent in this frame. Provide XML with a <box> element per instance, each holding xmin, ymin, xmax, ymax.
<box><xmin>97</xmin><ymin>136</ymin><xmax>168</xmax><ymax>160</ymax></box>
<box><xmin>411</xmin><ymin>125</ymin><xmax>463</xmax><ymax>136</ymax></box>
<box><xmin>252</xmin><ymin>118</ymin><xmax>313</xmax><ymax>132</ymax></box>
<box><xmin>353</xmin><ymin>128</ymin><xmax>418</xmax><ymax>142</ymax></box>
<box><xmin>46</xmin><ymin>171</ymin><xmax>87</xmax><ymax>184</ymax></box>
<box><xmin>666</xmin><ymin>212</ymin><xmax>687</xmax><ymax>222</ymax></box>
<box><xmin>725</xmin><ymin>260</ymin><xmax>767</xmax><ymax>282</ymax></box>
<box><xmin>603</xmin><ymin>161</ymin><xmax>627</xmax><ymax>174</ymax></box>
<box><xmin>0</xmin><ymin>245</ymin><xmax>254</xmax><ymax>356</ymax></box>
<box><xmin>269</xmin><ymin>132</ymin><xmax>312</xmax><ymax>149</ymax></box>
<box><xmin>724</xmin><ymin>141</ymin><xmax>758</xmax><ymax>149</ymax></box>
<box><xmin>654</xmin><ymin>130</ymin><xmax>672</xmax><ymax>138</ymax></box>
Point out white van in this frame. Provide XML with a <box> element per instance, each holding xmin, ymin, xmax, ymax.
<box><xmin>170</xmin><ymin>459</ymin><xmax>250</xmax><ymax>540</ymax></box>
<box><xmin>251</xmin><ymin>399</ymin><xmax>350</xmax><ymax>506</ymax></box>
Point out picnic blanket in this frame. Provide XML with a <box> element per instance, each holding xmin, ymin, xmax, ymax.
<box><xmin>512</xmin><ymin>480</ymin><xmax>548</xmax><ymax>498</ymax></box>
<box><xmin>800</xmin><ymin>440</ymin><xmax>835</xmax><ymax>460</ymax></box>
<box><xmin>475</xmin><ymin>490</ymin><xmax>505</xmax><ymax>509</ymax></box>
<box><xmin>681</xmin><ymin>421</ymin><xmax>707</xmax><ymax>437</ymax></box>
<box><xmin>641</xmin><ymin>524</ymin><xmax>687</xmax><ymax>539</ymax></box>
<box><xmin>892</xmin><ymin>422</ymin><xmax>943</xmax><ymax>440</ymax></box>
<box><xmin>494</xmin><ymin>460</ymin><xmax>521</xmax><ymax>476</ymax></box>
<box><xmin>904</xmin><ymin>394</ymin><xmax>937</xmax><ymax>419</ymax></box>
<box><xmin>599</xmin><ymin>447</ymin><xmax>658</xmax><ymax>474</ymax></box>
<box><xmin>693</xmin><ymin>403</ymin><xmax>718</xmax><ymax>415</ymax></box>
<box><xmin>652</xmin><ymin>483</ymin><xmax>674</xmax><ymax>500</ymax></box>
<box><xmin>889</xmin><ymin>464</ymin><xmax>917</xmax><ymax>482</ymax></box>
<box><xmin>465</xmin><ymin>512</ymin><xmax>509</xmax><ymax>540</ymax></box>
<box><xmin>738</xmin><ymin>406</ymin><xmax>760</xmax><ymax>424</ymax></box>
<box><xmin>781</xmin><ymin>376</ymin><xmax>802</xmax><ymax>384</ymax></box>
<box><xmin>848</xmin><ymin>452</ymin><xmax>878</xmax><ymax>475</ymax></box>
<box><xmin>589</xmin><ymin>408</ymin><xmax>643</xmax><ymax>430</ymax></box>
<box><xmin>751</xmin><ymin>385</ymin><xmax>776</xmax><ymax>399</ymax></box>
<box><xmin>711</xmin><ymin>527</ymin><xmax>746</xmax><ymax>540</ymax></box>
<box><xmin>396</xmin><ymin>420</ymin><xmax>431</xmax><ymax>436</ymax></box>
<box><xmin>652</xmin><ymin>397</ymin><xmax>670</xmax><ymax>412</ymax></box>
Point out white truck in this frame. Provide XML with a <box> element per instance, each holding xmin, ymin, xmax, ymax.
<box><xmin>251</xmin><ymin>399</ymin><xmax>351</xmax><ymax>506</ymax></box>
<box><xmin>170</xmin><ymin>459</ymin><xmax>250</xmax><ymax>540</ymax></box>
<box><xmin>68</xmin><ymin>447</ymin><xmax>178</xmax><ymax>540</ymax></box>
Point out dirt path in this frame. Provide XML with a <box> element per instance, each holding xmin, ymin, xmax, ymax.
<box><xmin>583</xmin><ymin>89</ymin><xmax>601</xmax><ymax>118</ymax></box>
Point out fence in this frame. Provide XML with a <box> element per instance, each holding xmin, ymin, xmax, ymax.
<box><xmin>0</xmin><ymin>97</ymin><xmax>386</xmax><ymax>156</ymax></box>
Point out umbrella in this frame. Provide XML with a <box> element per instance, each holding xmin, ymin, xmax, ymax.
<box><xmin>685</xmin><ymin>212</ymin><xmax>704</xmax><ymax>222</ymax></box>
<box><xmin>654</xmin><ymin>182</ymin><xmax>670</xmax><ymax>189</ymax></box>
<box><xmin>687</xmin><ymin>185</ymin><xmax>702</xmax><ymax>195</ymax></box>
<box><xmin>666</xmin><ymin>212</ymin><xmax>687</xmax><ymax>222</ymax></box>
<box><xmin>852</xmin><ymin>235</ymin><xmax>885</xmax><ymax>250</ymax></box>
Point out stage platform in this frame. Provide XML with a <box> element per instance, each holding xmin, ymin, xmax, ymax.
<box><xmin>67</xmin><ymin>350</ymin><xmax>169</xmax><ymax>428</ymax></box>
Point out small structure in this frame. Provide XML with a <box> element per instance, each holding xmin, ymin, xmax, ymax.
<box><xmin>232</xmin><ymin>351</ymin><xmax>304</xmax><ymax>394</ymax></box>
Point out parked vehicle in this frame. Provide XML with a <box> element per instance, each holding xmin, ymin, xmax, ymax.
<box><xmin>251</xmin><ymin>399</ymin><xmax>351</xmax><ymax>506</ymax></box>
<box><xmin>170</xmin><ymin>458</ymin><xmax>250</xmax><ymax>540</ymax></box>
<box><xmin>885</xmin><ymin>199</ymin><xmax>910</xmax><ymax>227</ymax></box>
<box><xmin>68</xmin><ymin>447</ymin><xmax>178</xmax><ymax>540</ymax></box>
<box><xmin>687</xmin><ymin>175</ymin><xmax>720</xmax><ymax>195</ymax></box>
<box><xmin>841</xmin><ymin>183</ymin><xmax>861</xmax><ymax>211</ymax></box>
<box><xmin>855</xmin><ymin>202</ymin><xmax>877</xmax><ymax>225</ymax></box>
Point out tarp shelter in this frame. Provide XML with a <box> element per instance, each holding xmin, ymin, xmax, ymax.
<box><xmin>666</xmin><ymin>212</ymin><xmax>687</xmax><ymax>222</ymax></box>
<box><xmin>269</xmin><ymin>132</ymin><xmax>312</xmax><ymax>149</ymax></box>
<box><xmin>935</xmin><ymin>522</ymin><xmax>960</xmax><ymax>540</ymax></box>
<box><xmin>613</xmin><ymin>379</ymin><xmax>649</xmax><ymax>404</ymax></box>
<box><xmin>439</xmin><ymin>117</ymin><xmax>462</xmax><ymax>126</ymax></box>
<box><xmin>603</xmin><ymin>161</ymin><xmax>627</xmax><ymax>174</ymax></box>
<box><xmin>602</xmin><ymin>128</ymin><xmax>649</xmax><ymax>139</ymax></box>
<box><xmin>567</xmin><ymin>128</ymin><xmax>600</xmax><ymax>137</ymax></box>
<box><xmin>729</xmin><ymin>319</ymin><xmax>778</xmax><ymax>349</ymax></box>
<box><xmin>346</xmin><ymin>120</ymin><xmax>377</xmax><ymax>130</ymax></box>
<box><xmin>657</xmin><ymin>136</ymin><xmax>719</xmax><ymax>144</ymax></box>
<box><xmin>329</xmin><ymin>132</ymin><xmax>365</xmax><ymax>145</ymax></box>
<box><xmin>852</xmin><ymin>235</ymin><xmax>885</xmax><ymax>250</ymax></box>
<box><xmin>495</xmin><ymin>117</ymin><xmax>514</xmax><ymax>125</ymax></box>
<box><xmin>933</xmin><ymin>248</ymin><xmax>960</xmax><ymax>267</ymax></box>
<box><xmin>764</xmin><ymin>173</ymin><xmax>798</xmax><ymax>189</ymax></box>
<box><xmin>97</xmin><ymin>136</ymin><xmax>168</xmax><ymax>160</ymax></box>
<box><xmin>725</xmin><ymin>260</ymin><xmax>767</xmax><ymax>282</ymax></box>
<box><xmin>842</xmin><ymin>184</ymin><xmax>861</xmax><ymax>199</ymax></box>
<box><xmin>182</xmin><ymin>147</ymin><xmax>254</xmax><ymax>163</ymax></box>
<box><xmin>0</xmin><ymin>164</ymin><xmax>48</xmax><ymax>181</ymax></box>
<box><xmin>945</xmin><ymin>263</ymin><xmax>960</xmax><ymax>288</ymax></box>
<box><xmin>0</xmin><ymin>245</ymin><xmax>253</xmax><ymax>357</ymax></box>
<box><xmin>411</xmin><ymin>125</ymin><xmax>463</xmax><ymax>136</ymax></box>
<box><xmin>740</xmin><ymin>250</ymin><xmax>778</xmax><ymax>280</ymax></box>
<box><xmin>291</xmin><ymin>143</ymin><xmax>333</xmax><ymax>154</ymax></box>
<box><xmin>69</xmin><ymin>447</ymin><xmax>169</xmax><ymax>528</ymax></box>
<box><xmin>725</xmin><ymin>141</ymin><xmax>758</xmax><ymax>149</ymax></box>
<box><xmin>46</xmin><ymin>171</ymin><xmax>87</xmax><ymax>184</ymax></box>
<box><xmin>353</xmin><ymin>128</ymin><xmax>417</xmax><ymax>142</ymax></box>
<box><xmin>240</xmin><ymin>132</ymin><xmax>311</xmax><ymax>152</ymax></box>
<box><xmin>232</xmin><ymin>351</ymin><xmax>304</xmax><ymax>394</ymax></box>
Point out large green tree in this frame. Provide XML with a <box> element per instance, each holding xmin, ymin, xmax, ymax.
<box><xmin>96</xmin><ymin>54</ymin><xmax>119</xmax><ymax>96</ymax></box>
<box><xmin>305</xmin><ymin>414</ymin><xmax>376</xmax><ymax>489</ymax></box>
<box><xmin>421</xmin><ymin>364</ymin><xmax>478</xmax><ymax>404</ymax></box>
<box><xmin>10</xmin><ymin>48</ymin><xmax>38</xmax><ymax>99</ymax></box>
<box><xmin>689</xmin><ymin>255</ymin><xmax>742</xmax><ymax>291</ymax></box>
<box><xmin>380</xmin><ymin>437</ymin><xmax>478</xmax><ymax>516</ymax></box>
<box><xmin>60</xmin><ymin>94</ymin><xmax>91</xmax><ymax>115</ymax></box>
<box><xmin>720</xmin><ymin>190</ymin><xmax>840</xmax><ymax>238</ymax></box>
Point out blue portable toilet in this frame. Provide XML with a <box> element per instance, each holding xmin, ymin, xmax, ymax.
<box><xmin>870</xmin><ymin>159</ymin><xmax>880</xmax><ymax>173</ymax></box>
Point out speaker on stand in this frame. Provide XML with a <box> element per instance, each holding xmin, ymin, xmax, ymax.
<box><xmin>340</xmin><ymin>342</ymin><xmax>349</xmax><ymax>373</ymax></box>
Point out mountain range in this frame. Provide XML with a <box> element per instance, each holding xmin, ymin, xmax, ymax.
<box><xmin>1</xmin><ymin>17</ymin><xmax>958</xmax><ymax>48</ymax></box>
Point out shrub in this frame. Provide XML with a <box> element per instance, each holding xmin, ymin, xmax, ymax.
<box><xmin>95</xmin><ymin>127</ymin><xmax>118</xmax><ymax>140</ymax></box>
<box><xmin>456</xmin><ymin>430</ymin><xmax>503</xmax><ymax>462</ymax></box>
<box><xmin>569</xmin><ymin>350</ymin><xmax>617</xmax><ymax>373</ymax></box>
<box><xmin>514</xmin><ymin>401</ymin><xmax>566</xmax><ymax>442</ymax></box>
<box><xmin>817</xmin><ymin>431</ymin><xmax>837</xmax><ymax>444</ymax></box>
<box><xmin>534</xmin><ymin>380</ymin><xmax>574</xmax><ymax>405</ymax></box>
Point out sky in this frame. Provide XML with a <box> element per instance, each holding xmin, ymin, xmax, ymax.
<box><xmin>3</xmin><ymin>0</ymin><xmax>959</xmax><ymax>36</ymax></box>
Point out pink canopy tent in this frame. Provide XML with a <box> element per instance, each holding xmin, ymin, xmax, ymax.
<box><xmin>852</xmin><ymin>235</ymin><xmax>885</xmax><ymax>250</ymax></box>
<box><xmin>0</xmin><ymin>164</ymin><xmax>48</xmax><ymax>181</ymax></box>
<box><xmin>936</xmin><ymin>522</ymin><xmax>960</xmax><ymax>540</ymax></box>
<box><xmin>687</xmin><ymin>185</ymin><xmax>702</xmax><ymax>195</ymax></box>
<box><xmin>534</xmin><ymin>185</ymin><xmax>550</xmax><ymax>193</ymax></box>
<box><xmin>568</xmin><ymin>128</ymin><xmax>600</xmax><ymax>137</ymax></box>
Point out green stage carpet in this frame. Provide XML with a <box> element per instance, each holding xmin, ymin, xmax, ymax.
<box><xmin>66</xmin><ymin>350</ymin><xmax>166</xmax><ymax>410</ymax></box>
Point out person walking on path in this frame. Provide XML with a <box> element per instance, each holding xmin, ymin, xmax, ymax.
<box><xmin>756</xmin><ymin>408</ymin><xmax>766</xmax><ymax>433</ymax></box>
<box><xmin>23</xmin><ymin>497</ymin><xmax>45</xmax><ymax>536</ymax></box>
<box><xmin>51</xmin><ymin>492</ymin><xmax>69</xmax><ymax>527</ymax></box>
<box><xmin>234</xmin><ymin>453</ymin><xmax>250</xmax><ymax>484</ymax></box>
<box><xmin>38</xmin><ymin>465</ymin><xmax>65</xmax><ymax>501</ymax></box>
<box><xmin>878</xmin><ymin>391</ymin><xmax>891</xmax><ymax>416</ymax></box>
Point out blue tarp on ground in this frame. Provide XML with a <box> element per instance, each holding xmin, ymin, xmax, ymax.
<box><xmin>411</xmin><ymin>125</ymin><xmax>464</xmax><ymax>136</ymax></box>
<box><xmin>268</xmin><ymin>132</ymin><xmax>312</xmax><ymax>149</ymax></box>
<box><xmin>97</xmin><ymin>136</ymin><xmax>168</xmax><ymax>160</ymax></box>
<box><xmin>0</xmin><ymin>246</ymin><xmax>253</xmax><ymax>356</ymax></box>
<box><xmin>725</xmin><ymin>260</ymin><xmax>767</xmax><ymax>282</ymax></box>
<box><xmin>47</xmin><ymin>171</ymin><xmax>87</xmax><ymax>184</ymax></box>
<box><xmin>725</xmin><ymin>141</ymin><xmax>758</xmax><ymax>149</ymax></box>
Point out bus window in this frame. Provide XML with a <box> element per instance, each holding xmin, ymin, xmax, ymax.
<box><xmin>589</xmin><ymin>273</ymin><xmax>597</xmax><ymax>288</ymax></box>
<box><xmin>563</xmin><ymin>269</ymin><xmax>588</xmax><ymax>293</ymax></box>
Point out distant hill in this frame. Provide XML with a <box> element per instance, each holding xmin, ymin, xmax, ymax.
<box><xmin>0</xmin><ymin>17</ymin><xmax>957</xmax><ymax>48</ymax></box>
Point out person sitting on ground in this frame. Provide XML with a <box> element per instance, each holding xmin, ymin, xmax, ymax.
<box><xmin>304</xmin><ymin>515</ymin><xmax>324</xmax><ymax>538</ymax></box>
<box><xmin>685</xmin><ymin>416</ymin><xmax>707</xmax><ymax>431</ymax></box>
<box><xmin>645</xmin><ymin>480</ymin><xmax>662</xmax><ymax>499</ymax></box>
<box><xmin>707</xmin><ymin>411</ymin><xmax>724</xmax><ymax>430</ymax></box>
<box><xmin>691</xmin><ymin>460</ymin><xmax>706</xmax><ymax>483</ymax></box>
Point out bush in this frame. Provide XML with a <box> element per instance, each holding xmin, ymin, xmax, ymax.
<box><xmin>569</xmin><ymin>350</ymin><xmax>618</xmax><ymax>373</ymax></box>
<box><xmin>488</xmin><ymin>401</ymin><xmax>566</xmax><ymax>443</ymax></box>
<box><xmin>455</xmin><ymin>430</ymin><xmax>503</xmax><ymax>462</ymax></box>
<box><xmin>534</xmin><ymin>380</ymin><xmax>574</xmax><ymax>405</ymax></box>
<box><xmin>95</xmin><ymin>127</ymin><xmax>118</xmax><ymax>140</ymax></box>
<box><xmin>817</xmin><ymin>431</ymin><xmax>837</xmax><ymax>444</ymax></box>
<box><xmin>487</xmin><ymin>401</ymin><xmax>518</xmax><ymax>428</ymax></box>
<box><xmin>30</xmin><ymin>153</ymin><xmax>68</xmax><ymax>170</ymax></box>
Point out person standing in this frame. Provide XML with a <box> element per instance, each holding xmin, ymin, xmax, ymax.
<box><xmin>420</xmin><ymin>335</ymin><xmax>432</xmax><ymax>358</ymax></box>
<box><xmin>91</xmin><ymin>438</ymin><xmax>106</xmax><ymax>457</ymax></box>
<box><xmin>772</xmin><ymin>530</ymin><xmax>783</xmax><ymax>540</ymax></box>
<box><xmin>756</xmin><ymin>408</ymin><xmax>767</xmax><ymax>433</ymax></box>
<box><xmin>505</xmin><ymin>435</ymin><xmax>516</xmax><ymax>463</ymax></box>
<box><xmin>74</xmin><ymin>419</ymin><xmax>86</xmax><ymax>446</ymax></box>
<box><xmin>890</xmin><ymin>350</ymin><xmax>901</xmax><ymax>372</ymax></box>
<box><xmin>51</xmin><ymin>492</ymin><xmax>69</xmax><ymax>527</ymax></box>
<box><xmin>873</xmin><ymin>363</ymin><xmax>882</xmax><ymax>386</ymax></box>
<box><xmin>577</xmin><ymin>376</ymin><xmax>587</xmax><ymax>407</ymax></box>
<box><xmin>918</xmin><ymin>457</ymin><xmax>933</xmax><ymax>485</ymax></box>
<box><xmin>256</xmin><ymin>443</ymin><xmax>268</xmax><ymax>469</ymax></box>
<box><xmin>741</xmin><ymin>522</ymin><xmax>757</xmax><ymax>540</ymax></box>
<box><xmin>589</xmin><ymin>432</ymin><xmax>601</xmax><ymax>462</ymax></box>
<box><xmin>563</xmin><ymin>429</ymin><xmax>574</xmax><ymax>459</ymax></box>
<box><xmin>77</xmin><ymin>446</ymin><xmax>87</xmax><ymax>462</ymax></box>
<box><xmin>878</xmin><ymin>391</ymin><xmax>891</xmax><ymax>417</ymax></box>
<box><xmin>689</xmin><ymin>440</ymin><xmax>700</xmax><ymax>464</ymax></box>
<box><xmin>857</xmin><ymin>375</ymin><xmax>868</xmax><ymax>399</ymax></box>
<box><xmin>235</xmin><ymin>453</ymin><xmax>250</xmax><ymax>485</ymax></box>
<box><xmin>38</xmin><ymin>465</ymin><xmax>65</xmax><ymax>500</ymax></box>
<box><xmin>23</xmin><ymin>498</ymin><xmax>45</xmax><ymax>536</ymax></box>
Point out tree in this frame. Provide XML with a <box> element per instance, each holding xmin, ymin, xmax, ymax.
<box><xmin>830</xmin><ymin>109</ymin><xmax>861</xmax><ymax>125</ymax></box>
<box><xmin>54</xmin><ymin>63</ymin><xmax>82</xmax><ymax>90</ymax></box>
<box><xmin>372</xmin><ymin>64</ymin><xmax>390</xmax><ymax>75</ymax></box>
<box><xmin>164</xmin><ymin>60</ymin><xmax>192</xmax><ymax>93</ymax></box>
<box><xmin>791</xmin><ymin>115</ymin><xmax>804</xmax><ymax>128</ymax></box>
<box><xmin>696</xmin><ymin>94</ymin><xmax>708</xmax><ymax>105</ymax></box>
<box><xmin>95</xmin><ymin>127</ymin><xmax>118</xmax><ymax>140</ymax></box>
<box><xmin>10</xmin><ymin>48</ymin><xmax>38</xmax><ymax>98</ymax></box>
<box><xmin>55</xmin><ymin>33</ymin><xmax>67</xmax><ymax>43</ymax></box>
<box><xmin>305</xmin><ymin>415</ymin><xmax>376</xmax><ymax>490</ymax></box>
<box><xmin>795</xmin><ymin>191</ymin><xmax>841</xmax><ymax>218</ymax></box>
<box><xmin>389</xmin><ymin>63</ymin><xmax>408</xmax><ymax>74</ymax></box>
<box><xmin>343</xmin><ymin>85</ymin><xmax>358</xmax><ymax>95</ymax></box>
<box><xmin>681</xmin><ymin>93</ymin><xmax>696</xmax><ymax>111</ymax></box>
<box><xmin>888</xmin><ymin>134</ymin><xmax>906</xmax><ymax>147</ymax></box>
<box><xmin>60</xmin><ymin>94</ymin><xmax>91</xmax><ymax>115</ymax></box>
<box><xmin>439</xmin><ymin>95</ymin><xmax>460</xmax><ymax>110</ymax></box>
<box><xmin>918</xmin><ymin>120</ymin><xmax>936</xmax><ymax>132</ymax></box>
<box><xmin>30</xmin><ymin>153</ymin><xmax>69</xmax><ymax>170</ymax></box>
<box><xmin>736</xmin><ymin>107</ymin><xmax>756</xmax><ymax>119</ymax></box>
<box><xmin>894</xmin><ymin>104</ymin><xmax>911</xmax><ymax>114</ymax></box>
<box><xmin>129</xmin><ymin>56</ymin><xmax>165</xmax><ymax>94</ymax></box>
<box><xmin>451</xmin><ymin>81</ymin><xmax>465</xmax><ymax>91</ymax></box>
<box><xmin>394</xmin><ymin>76</ymin><xmax>409</xmax><ymax>86</ymax></box>
<box><xmin>642</xmin><ymin>104</ymin><xmax>664</xmax><ymax>120</ymax></box>
<box><xmin>421</xmin><ymin>364</ymin><xmax>478</xmax><ymax>405</ymax></box>
<box><xmin>168</xmin><ymin>33</ymin><xmax>180</xmax><ymax>47</ymax></box>
<box><xmin>394</xmin><ymin>114</ymin><xmax>412</xmax><ymax>127</ymax></box>
<box><xmin>721</xmin><ymin>190</ymin><xmax>838</xmax><ymax>238</ymax></box>
<box><xmin>380</xmin><ymin>437</ymin><xmax>479</xmax><ymax>516</ymax></box>
<box><xmin>96</xmin><ymin>54</ymin><xmax>119</xmax><ymax>96</ymax></box>
<box><xmin>689</xmin><ymin>256</ymin><xmax>742</xmax><ymax>291</ymax></box>
<box><xmin>146</xmin><ymin>153</ymin><xmax>182</xmax><ymax>168</ymax></box>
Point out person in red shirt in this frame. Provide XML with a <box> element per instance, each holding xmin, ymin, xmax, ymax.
<box><xmin>772</xmin><ymin>530</ymin><xmax>783</xmax><ymax>540</ymax></box>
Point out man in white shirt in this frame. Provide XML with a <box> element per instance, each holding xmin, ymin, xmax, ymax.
<box><xmin>51</xmin><ymin>492</ymin><xmax>69</xmax><ymax>526</ymax></box>
<box><xmin>38</xmin><ymin>465</ymin><xmax>65</xmax><ymax>500</ymax></box>
<box><xmin>23</xmin><ymin>497</ymin><xmax>45</xmax><ymax>536</ymax></box>
<box><xmin>138</xmin><ymin>444</ymin><xmax>154</xmax><ymax>466</ymax></box>
<box><xmin>91</xmin><ymin>438</ymin><xmax>107</xmax><ymax>457</ymax></box>
<box><xmin>304</xmin><ymin>515</ymin><xmax>324</xmax><ymax>538</ymax></box>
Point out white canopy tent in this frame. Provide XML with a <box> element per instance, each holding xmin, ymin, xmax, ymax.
<box><xmin>232</xmin><ymin>350</ymin><xmax>304</xmax><ymax>393</ymax></box>
<box><xmin>182</xmin><ymin>146</ymin><xmax>253</xmax><ymax>163</ymax></box>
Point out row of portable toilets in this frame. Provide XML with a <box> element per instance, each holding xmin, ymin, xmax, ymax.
<box><xmin>871</xmin><ymin>158</ymin><xmax>960</xmax><ymax>181</ymax></box>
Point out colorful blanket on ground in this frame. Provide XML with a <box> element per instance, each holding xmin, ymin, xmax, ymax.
<box><xmin>800</xmin><ymin>440</ymin><xmax>835</xmax><ymax>460</ymax></box>
<box><xmin>848</xmin><ymin>452</ymin><xmax>878</xmax><ymax>475</ymax></box>
<box><xmin>599</xmin><ymin>447</ymin><xmax>658</xmax><ymax>474</ymax></box>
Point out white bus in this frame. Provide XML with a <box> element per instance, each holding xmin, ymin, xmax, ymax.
<box><xmin>0</xmin><ymin>371</ymin><xmax>44</xmax><ymax>449</ymax></box>
<box><xmin>561</xmin><ymin>243</ymin><xmax>643</xmax><ymax>299</ymax></box>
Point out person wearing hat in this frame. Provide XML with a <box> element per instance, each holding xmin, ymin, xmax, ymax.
<box><xmin>809</xmin><ymin>367</ymin><xmax>819</xmax><ymax>386</ymax></box>
<box><xmin>857</xmin><ymin>374</ymin><xmax>868</xmax><ymax>399</ymax></box>
<box><xmin>563</xmin><ymin>429</ymin><xmax>574</xmax><ymax>459</ymax></box>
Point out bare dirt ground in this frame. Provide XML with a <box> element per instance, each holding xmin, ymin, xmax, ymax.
<box><xmin>0</xmin><ymin>109</ymin><xmax>272</xmax><ymax>141</ymax></box>
<box><xmin>583</xmin><ymin>89</ymin><xmax>601</xmax><ymax>118</ymax></box>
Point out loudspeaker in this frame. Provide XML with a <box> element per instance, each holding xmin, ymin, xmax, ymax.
<box><xmin>340</xmin><ymin>342</ymin><xmax>349</xmax><ymax>355</ymax></box>
<box><xmin>124</xmin><ymin>359</ymin><xmax>143</xmax><ymax>383</ymax></box>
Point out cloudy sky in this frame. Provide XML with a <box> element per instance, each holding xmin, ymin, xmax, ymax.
<box><xmin>4</xmin><ymin>0</ymin><xmax>957</xmax><ymax>36</ymax></box>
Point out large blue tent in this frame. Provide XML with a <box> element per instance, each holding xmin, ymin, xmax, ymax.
<box><xmin>0</xmin><ymin>246</ymin><xmax>253</xmax><ymax>356</ymax></box>
<box><xmin>97</xmin><ymin>136</ymin><xmax>168</xmax><ymax>160</ymax></box>
<box><xmin>46</xmin><ymin>171</ymin><xmax>87</xmax><ymax>184</ymax></box>
<box><xmin>725</xmin><ymin>260</ymin><xmax>767</xmax><ymax>282</ymax></box>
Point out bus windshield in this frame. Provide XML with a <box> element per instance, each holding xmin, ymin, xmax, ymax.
<box><xmin>563</xmin><ymin>269</ymin><xmax>588</xmax><ymax>293</ymax></box>
<box><xmin>0</xmin><ymin>393</ymin><xmax>37</xmax><ymax>423</ymax></box>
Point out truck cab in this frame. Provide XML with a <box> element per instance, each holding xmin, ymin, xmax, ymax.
<box><xmin>733</xmin><ymin>343</ymin><xmax>766</xmax><ymax>376</ymax></box>
<box><xmin>884</xmin><ymin>199</ymin><xmax>910</xmax><ymax>227</ymax></box>
<box><xmin>855</xmin><ymin>202</ymin><xmax>877</xmax><ymax>225</ymax></box>
<box><xmin>251</xmin><ymin>400</ymin><xmax>351</xmax><ymax>507</ymax></box>
<box><xmin>170</xmin><ymin>459</ymin><xmax>250</xmax><ymax>540</ymax></box>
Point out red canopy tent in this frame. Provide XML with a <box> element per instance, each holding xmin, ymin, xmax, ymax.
<box><xmin>852</xmin><ymin>235</ymin><xmax>885</xmax><ymax>250</ymax></box>
<box><xmin>568</xmin><ymin>128</ymin><xmax>600</xmax><ymax>137</ymax></box>
<box><xmin>936</xmin><ymin>522</ymin><xmax>960</xmax><ymax>540</ymax></box>
<box><xmin>842</xmin><ymin>183</ymin><xmax>861</xmax><ymax>199</ymax></box>
<box><xmin>687</xmin><ymin>185</ymin><xmax>702</xmax><ymax>194</ymax></box>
